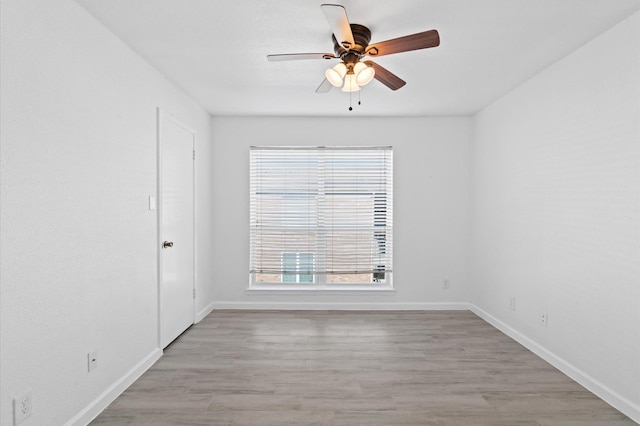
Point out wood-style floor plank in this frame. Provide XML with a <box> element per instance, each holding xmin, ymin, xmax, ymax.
<box><xmin>90</xmin><ymin>310</ymin><xmax>635</xmax><ymax>425</ymax></box>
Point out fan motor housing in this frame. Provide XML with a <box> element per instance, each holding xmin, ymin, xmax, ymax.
<box><xmin>333</xmin><ymin>24</ymin><xmax>372</xmax><ymax>58</ymax></box>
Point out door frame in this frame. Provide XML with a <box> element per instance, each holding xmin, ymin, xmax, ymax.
<box><xmin>156</xmin><ymin>107</ymin><xmax>197</xmax><ymax>349</ymax></box>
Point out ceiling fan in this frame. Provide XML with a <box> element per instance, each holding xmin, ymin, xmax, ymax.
<box><xmin>267</xmin><ymin>4</ymin><xmax>440</xmax><ymax>93</ymax></box>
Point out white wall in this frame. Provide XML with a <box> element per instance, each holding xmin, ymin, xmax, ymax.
<box><xmin>0</xmin><ymin>0</ymin><xmax>214</xmax><ymax>424</ymax></box>
<box><xmin>471</xmin><ymin>12</ymin><xmax>640</xmax><ymax>421</ymax></box>
<box><xmin>210</xmin><ymin>116</ymin><xmax>472</xmax><ymax>309</ymax></box>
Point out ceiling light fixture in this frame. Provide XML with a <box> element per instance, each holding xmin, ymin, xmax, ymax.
<box><xmin>326</xmin><ymin>61</ymin><xmax>374</xmax><ymax>92</ymax></box>
<box><xmin>353</xmin><ymin>62</ymin><xmax>374</xmax><ymax>86</ymax></box>
<box><xmin>325</xmin><ymin>63</ymin><xmax>347</xmax><ymax>86</ymax></box>
<box><xmin>342</xmin><ymin>72</ymin><xmax>360</xmax><ymax>92</ymax></box>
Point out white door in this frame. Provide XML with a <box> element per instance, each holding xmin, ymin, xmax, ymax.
<box><xmin>159</xmin><ymin>111</ymin><xmax>195</xmax><ymax>348</ymax></box>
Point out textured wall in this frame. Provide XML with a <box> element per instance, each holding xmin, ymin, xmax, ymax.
<box><xmin>471</xmin><ymin>11</ymin><xmax>640</xmax><ymax>418</ymax></box>
<box><xmin>210</xmin><ymin>116</ymin><xmax>473</xmax><ymax>308</ymax></box>
<box><xmin>0</xmin><ymin>0</ymin><xmax>213</xmax><ymax>424</ymax></box>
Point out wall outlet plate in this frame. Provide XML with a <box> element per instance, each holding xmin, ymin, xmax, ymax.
<box><xmin>442</xmin><ymin>279</ymin><xmax>450</xmax><ymax>289</ymax></box>
<box><xmin>540</xmin><ymin>312</ymin><xmax>548</xmax><ymax>327</ymax></box>
<box><xmin>13</xmin><ymin>390</ymin><xmax>32</xmax><ymax>425</ymax></box>
<box><xmin>508</xmin><ymin>297</ymin><xmax>516</xmax><ymax>311</ymax></box>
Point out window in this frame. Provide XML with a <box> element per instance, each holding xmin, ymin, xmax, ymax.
<box><xmin>282</xmin><ymin>252</ymin><xmax>314</xmax><ymax>283</ymax></box>
<box><xmin>250</xmin><ymin>146</ymin><xmax>393</xmax><ymax>289</ymax></box>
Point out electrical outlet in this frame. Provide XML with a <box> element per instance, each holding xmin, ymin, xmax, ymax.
<box><xmin>88</xmin><ymin>350</ymin><xmax>98</xmax><ymax>372</ymax></box>
<box><xmin>540</xmin><ymin>312</ymin><xmax>548</xmax><ymax>327</ymax></box>
<box><xmin>13</xmin><ymin>390</ymin><xmax>32</xmax><ymax>425</ymax></box>
<box><xmin>509</xmin><ymin>297</ymin><xmax>516</xmax><ymax>311</ymax></box>
<box><xmin>442</xmin><ymin>279</ymin><xmax>450</xmax><ymax>289</ymax></box>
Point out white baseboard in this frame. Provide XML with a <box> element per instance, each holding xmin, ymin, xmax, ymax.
<box><xmin>195</xmin><ymin>300</ymin><xmax>215</xmax><ymax>323</ymax></box>
<box><xmin>470</xmin><ymin>304</ymin><xmax>640</xmax><ymax>424</ymax></box>
<box><xmin>212</xmin><ymin>301</ymin><xmax>470</xmax><ymax>310</ymax></box>
<box><xmin>64</xmin><ymin>348</ymin><xmax>162</xmax><ymax>426</ymax></box>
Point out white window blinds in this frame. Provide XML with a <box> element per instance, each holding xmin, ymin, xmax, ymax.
<box><xmin>250</xmin><ymin>146</ymin><xmax>393</xmax><ymax>279</ymax></box>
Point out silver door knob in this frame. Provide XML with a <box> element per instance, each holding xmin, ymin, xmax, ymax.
<box><xmin>163</xmin><ymin>241</ymin><xmax>174</xmax><ymax>248</ymax></box>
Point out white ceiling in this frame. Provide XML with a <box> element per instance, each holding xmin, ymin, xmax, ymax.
<box><xmin>75</xmin><ymin>0</ymin><xmax>640</xmax><ymax>116</ymax></box>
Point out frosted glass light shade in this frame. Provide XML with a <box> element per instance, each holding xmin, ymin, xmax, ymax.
<box><xmin>341</xmin><ymin>73</ymin><xmax>361</xmax><ymax>92</ymax></box>
<box><xmin>354</xmin><ymin>62</ymin><xmax>375</xmax><ymax>86</ymax></box>
<box><xmin>325</xmin><ymin>63</ymin><xmax>347</xmax><ymax>87</ymax></box>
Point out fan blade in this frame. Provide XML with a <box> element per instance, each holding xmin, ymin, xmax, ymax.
<box><xmin>366</xmin><ymin>30</ymin><xmax>440</xmax><ymax>57</ymax></box>
<box><xmin>316</xmin><ymin>78</ymin><xmax>333</xmax><ymax>93</ymax></box>
<box><xmin>321</xmin><ymin>4</ymin><xmax>355</xmax><ymax>50</ymax></box>
<box><xmin>363</xmin><ymin>61</ymin><xmax>406</xmax><ymax>90</ymax></box>
<box><xmin>267</xmin><ymin>53</ymin><xmax>336</xmax><ymax>62</ymax></box>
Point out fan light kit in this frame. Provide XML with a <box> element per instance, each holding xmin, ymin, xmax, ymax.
<box><xmin>267</xmin><ymin>4</ymin><xmax>440</xmax><ymax>110</ymax></box>
<box><xmin>326</xmin><ymin>61</ymin><xmax>375</xmax><ymax>92</ymax></box>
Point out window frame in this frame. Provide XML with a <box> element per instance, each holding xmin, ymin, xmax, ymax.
<box><xmin>249</xmin><ymin>146</ymin><xmax>393</xmax><ymax>292</ymax></box>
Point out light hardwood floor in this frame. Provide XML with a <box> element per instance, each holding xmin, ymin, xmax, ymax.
<box><xmin>91</xmin><ymin>310</ymin><xmax>635</xmax><ymax>425</ymax></box>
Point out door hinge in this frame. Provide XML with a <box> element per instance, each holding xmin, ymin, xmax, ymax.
<box><xmin>193</xmin><ymin>288</ymin><xmax>196</xmax><ymax>299</ymax></box>
<box><xmin>193</xmin><ymin>150</ymin><xmax>196</xmax><ymax>160</ymax></box>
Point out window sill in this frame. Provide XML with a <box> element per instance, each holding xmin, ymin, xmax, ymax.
<box><xmin>246</xmin><ymin>284</ymin><xmax>395</xmax><ymax>294</ymax></box>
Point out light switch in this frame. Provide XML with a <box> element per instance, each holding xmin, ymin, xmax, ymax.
<box><xmin>149</xmin><ymin>195</ymin><xmax>156</xmax><ymax>211</ymax></box>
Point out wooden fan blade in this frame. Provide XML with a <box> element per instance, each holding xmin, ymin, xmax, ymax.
<box><xmin>363</xmin><ymin>60</ymin><xmax>406</xmax><ymax>90</ymax></box>
<box><xmin>316</xmin><ymin>78</ymin><xmax>333</xmax><ymax>93</ymax></box>
<box><xmin>366</xmin><ymin>30</ymin><xmax>440</xmax><ymax>57</ymax></box>
<box><xmin>267</xmin><ymin>53</ymin><xmax>336</xmax><ymax>62</ymax></box>
<box><xmin>321</xmin><ymin>4</ymin><xmax>355</xmax><ymax>50</ymax></box>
